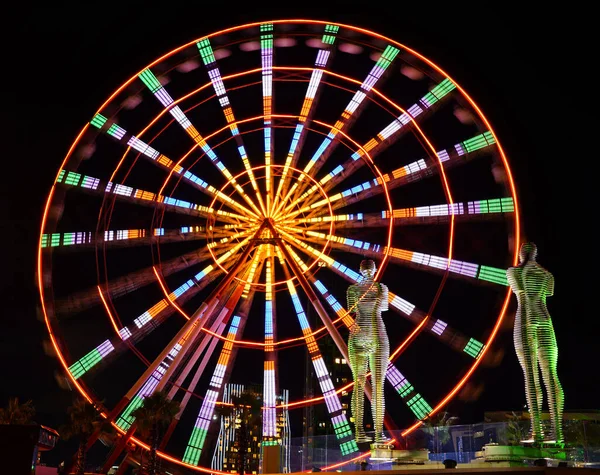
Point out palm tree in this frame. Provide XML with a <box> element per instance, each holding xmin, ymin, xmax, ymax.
<box><xmin>422</xmin><ymin>411</ymin><xmax>458</xmax><ymax>454</ymax></box>
<box><xmin>131</xmin><ymin>390</ymin><xmax>180</xmax><ymax>475</ymax></box>
<box><xmin>504</xmin><ymin>411</ymin><xmax>528</xmax><ymax>446</ymax></box>
<box><xmin>0</xmin><ymin>397</ymin><xmax>36</xmax><ymax>424</ymax></box>
<box><xmin>60</xmin><ymin>398</ymin><xmax>106</xmax><ymax>475</ymax></box>
<box><xmin>217</xmin><ymin>390</ymin><xmax>262</xmax><ymax>475</ymax></box>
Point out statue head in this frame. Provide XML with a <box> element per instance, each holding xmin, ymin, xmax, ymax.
<box><xmin>519</xmin><ymin>242</ymin><xmax>538</xmax><ymax>264</ymax></box>
<box><xmin>359</xmin><ymin>259</ymin><xmax>376</xmax><ymax>278</ymax></box>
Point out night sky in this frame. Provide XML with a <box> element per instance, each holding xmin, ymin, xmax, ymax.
<box><xmin>2</xmin><ymin>2</ymin><xmax>597</xmax><ymax>467</ymax></box>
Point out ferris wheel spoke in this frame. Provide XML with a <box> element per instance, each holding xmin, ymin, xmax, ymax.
<box><xmin>288</xmin><ymin>44</ymin><xmax>401</xmax><ymax>203</ymax></box>
<box><xmin>273</xmin><ymin>24</ymin><xmax>339</xmax><ymax>211</ymax></box>
<box><xmin>73</xmin><ymin>246</ymin><xmax>246</xmax><ymax>383</ymax></box>
<box><xmin>89</xmin><ymin>114</ymin><xmax>258</xmax><ymax>220</ymax></box>
<box><xmin>196</xmin><ymin>37</ymin><xmax>267</xmax><ymax>216</ymax></box>
<box><xmin>328</xmin><ymin>130</ymin><xmax>498</xmax><ymax>215</ymax></box>
<box><xmin>262</xmin><ymin>247</ymin><xmax>278</xmax><ymax>442</ymax></box>
<box><xmin>55</xmin><ymin>231</ymin><xmax>249</xmax><ymax>316</ymax></box>
<box><xmin>314</xmin><ymin>248</ymin><xmax>488</xmax><ymax>359</ymax></box>
<box><xmin>95</xmin><ymin>225</ymin><xmax>265</xmax><ymax>458</ymax></box>
<box><xmin>260</xmin><ymin>23</ymin><xmax>275</xmax><ymax>215</ymax></box>
<box><xmin>279</xmin><ymin>242</ymin><xmax>399</xmax><ymax>434</ymax></box>
<box><xmin>136</xmin><ymin>69</ymin><xmax>263</xmax><ymax>217</ymax></box>
<box><xmin>40</xmin><ymin>225</ymin><xmax>241</xmax><ymax>251</ymax></box>
<box><xmin>276</xmin><ymin>258</ymin><xmax>359</xmax><ymax>455</ymax></box>
<box><xmin>67</xmin><ymin>263</ymin><xmax>229</xmax><ymax>383</ymax></box>
<box><xmin>180</xmin><ymin>249</ymin><xmax>266</xmax><ymax>464</ymax></box>
<box><xmin>55</xmin><ymin>168</ymin><xmax>250</xmax><ymax>223</ymax></box>
<box><xmin>311</xmin><ymin>78</ymin><xmax>457</xmax><ymax>199</ymax></box>
<box><xmin>297</xmin><ymin>227</ymin><xmax>509</xmax><ymax>288</ymax></box>
<box><xmin>288</xmin><ymin>194</ymin><xmax>515</xmax><ymax>232</ymax></box>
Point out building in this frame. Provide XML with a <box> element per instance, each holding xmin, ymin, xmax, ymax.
<box><xmin>212</xmin><ymin>383</ymin><xmax>291</xmax><ymax>474</ymax></box>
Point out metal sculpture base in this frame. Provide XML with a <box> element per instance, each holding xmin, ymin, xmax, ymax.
<box><xmin>370</xmin><ymin>446</ymin><xmax>429</xmax><ymax>464</ymax></box>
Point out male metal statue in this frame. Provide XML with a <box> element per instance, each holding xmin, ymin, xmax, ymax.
<box><xmin>507</xmin><ymin>242</ymin><xmax>564</xmax><ymax>445</ymax></box>
<box><xmin>347</xmin><ymin>259</ymin><xmax>389</xmax><ymax>443</ymax></box>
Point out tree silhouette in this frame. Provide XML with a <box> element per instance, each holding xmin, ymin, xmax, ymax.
<box><xmin>0</xmin><ymin>397</ymin><xmax>36</xmax><ymax>425</ymax></box>
<box><xmin>60</xmin><ymin>398</ymin><xmax>106</xmax><ymax>475</ymax></box>
<box><xmin>130</xmin><ymin>390</ymin><xmax>180</xmax><ymax>475</ymax></box>
<box><xmin>422</xmin><ymin>411</ymin><xmax>459</xmax><ymax>454</ymax></box>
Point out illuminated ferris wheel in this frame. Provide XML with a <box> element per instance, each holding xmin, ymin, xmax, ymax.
<box><xmin>38</xmin><ymin>20</ymin><xmax>520</xmax><ymax>472</ymax></box>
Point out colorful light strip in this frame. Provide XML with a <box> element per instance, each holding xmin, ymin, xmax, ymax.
<box><xmin>263</xmin><ymin>251</ymin><xmax>277</xmax><ymax>438</ymax></box>
<box><xmin>298</xmin><ymin>45</ymin><xmax>399</xmax><ymax>180</ymax></box>
<box><xmin>274</xmin><ymin>24</ymin><xmax>338</xmax><ymax>210</ymax></box>
<box><xmin>68</xmin><ymin>340</ymin><xmax>115</xmax><ymax>379</ymax></box>
<box><xmin>136</xmin><ymin>69</ymin><xmax>260</xmax><ymax>216</ymax></box>
<box><xmin>286</xmin><ymin>280</ymin><xmax>358</xmax><ymax>455</ymax></box>
<box><xmin>197</xmin><ymin>37</ymin><xmax>266</xmax><ymax>215</ymax></box>
<box><xmin>260</xmin><ymin>23</ymin><xmax>274</xmax><ymax>213</ymax></box>
<box><xmin>56</xmin><ymin>168</ymin><xmax>247</xmax><ymax>221</ymax></box>
<box><xmin>182</xmin><ymin>316</ymin><xmax>242</xmax><ymax>465</ymax></box>
<box><xmin>380</xmin><ymin>197</ymin><xmax>514</xmax><ymax>219</ymax></box>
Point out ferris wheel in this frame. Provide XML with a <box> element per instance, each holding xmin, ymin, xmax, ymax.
<box><xmin>38</xmin><ymin>19</ymin><xmax>520</xmax><ymax>472</ymax></box>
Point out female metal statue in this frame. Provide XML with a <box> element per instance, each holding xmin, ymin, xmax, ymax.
<box><xmin>347</xmin><ymin>259</ymin><xmax>389</xmax><ymax>443</ymax></box>
<box><xmin>507</xmin><ymin>242</ymin><xmax>564</xmax><ymax>445</ymax></box>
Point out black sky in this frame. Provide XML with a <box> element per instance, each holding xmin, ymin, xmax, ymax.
<box><xmin>2</xmin><ymin>1</ymin><xmax>598</xmax><ymax>465</ymax></box>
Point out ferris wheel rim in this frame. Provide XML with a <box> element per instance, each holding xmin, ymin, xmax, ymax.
<box><xmin>37</xmin><ymin>18</ymin><xmax>521</xmax><ymax>472</ymax></box>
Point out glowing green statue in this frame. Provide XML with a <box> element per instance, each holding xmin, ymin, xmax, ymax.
<box><xmin>347</xmin><ymin>259</ymin><xmax>389</xmax><ymax>443</ymax></box>
<box><xmin>507</xmin><ymin>242</ymin><xmax>564</xmax><ymax>445</ymax></box>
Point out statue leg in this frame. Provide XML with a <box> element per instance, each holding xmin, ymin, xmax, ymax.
<box><xmin>537</xmin><ymin>322</ymin><xmax>564</xmax><ymax>444</ymax></box>
<box><xmin>369</xmin><ymin>342</ymin><xmax>388</xmax><ymax>443</ymax></box>
<box><xmin>349</xmin><ymin>342</ymin><xmax>369</xmax><ymax>442</ymax></box>
<box><xmin>524</xmin><ymin>325</ymin><xmax>544</xmax><ymax>443</ymax></box>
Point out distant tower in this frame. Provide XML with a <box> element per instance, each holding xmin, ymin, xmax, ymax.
<box><xmin>507</xmin><ymin>242</ymin><xmax>564</xmax><ymax>445</ymax></box>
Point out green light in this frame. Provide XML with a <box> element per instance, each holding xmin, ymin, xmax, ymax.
<box><xmin>479</xmin><ymin>265</ymin><xmax>508</xmax><ymax>286</ymax></box>
<box><xmin>464</xmin><ymin>338</ymin><xmax>484</xmax><ymax>358</ymax></box>
<box><xmin>183</xmin><ymin>427</ymin><xmax>208</xmax><ymax>465</ymax></box>
<box><xmin>63</xmin><ymin>233</ymin><xmax>75</xmax><ymax>246</ymax></box>
<box><xmin>90</xmin><ymin>114</ymin><xmax>107</xmax><ymax>129</ymax></box>
<box><xmin>196</xmin><ymin>38</ymin><xmax>216</xmax><ymax>65</ymax></box>
<box><xmin>262</xmin><ymin>440</ymin><xmax>279</xmax><ymax>446</ymax></box>
<box><xmin>41</xmin><ymin>234</ymin><xmax>48</xmax><ymax>248</ymax></box>
<box><xmin>260</xmin><ymin>23</ymin><xmax>273</xmax><ymax>32</ymax></box>
<box><xmin>422</xmin><ymin>78</ymin><xmax>456</xmax><ymax>106</ymax></box>
<box><xmin>64</xmin><ymin>171</ymin><xmax>81</xmax><ymax>186</ymax></box>
<box><xmin>261</xmin><ymin>34</ymin><xmax>273</xmax><ymax>49</ymax></box>
<box><xmin>398</xmin><ymin>382</ymin><xmax>414</xmax><ymax>398</ymax></box>
<box><xmin>340</xmin><ymin>440</ymin><xmax>359</xmax><ymax>455</ymax></box>
<box><xmin>116</xmin><ymin>395</ymin><xmax>144</xmax><ymax>430</ymax></box>
<box><xmin>501</xmin><ymin>197</ymin><xmax>515</xmax><ymax>212</ymax></box>
<box><xmin>406</xmin><ymin>394</ymin><xmax>432</xmax><ymax>420</ymax></box>
<box><xmin>462</xmin><ymin>131</ymin><xmax>496</xmax><ymax>153</ymax></box>
<box><xmin>324</xmin><ymin>24</ymin><xmax>339</xmax><ymax>34</ymax></box>
<box><xmin>106</xmin><ymin>123</ymin><xmax>121</xmax><ymax>138</ymax></box>
<box><xmin>68</xmin><ymin>348</ymin><xmax>102</xmax><ymax>379</ymax></box>
<box><xmin>56</xmin><ymin>170</ymin><xmax>65</xmax><ymax>183</ymax></box>
<box><xmin>50</xmin><ymin>234</ymin><xmax>60</xmax><ymax>247</ymax></box>
<box><xmin>380</xmin><ymin>45</ymin><xmax>400</xmax><ymax>62</ymax></box>
<box><xmin>138</xmin><ymin>69</ymin><xmax>162</xmax><ymax>93</ymax></box>
<box><xmin>322</xmin><ymin>35</ymin><xmax>336</xmax><ymax>44</ymax></box>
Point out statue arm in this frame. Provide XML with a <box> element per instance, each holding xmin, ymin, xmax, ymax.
<box><xmin>346</xmin><ymin>286</ymin><xmax>360</xmax><ymax>333</ymax></box>
<box><xmin>547</xmin><ymin>272</ymin><xmax>554</xmax><ymax>297</ymax></box>
<box><xmin>506</xmin><ymin>267</ymin><xmax>524</xmax><ymax>293</ymax></box>
<box><xmin>347</xmin><ymin>287</ymin><xmax>357</xmax><ymax>313</ymax></box>
<box><xmin>380</xmin><ymin>284</ymin><xmax>389</xmax><ymax>311</ymax></box>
